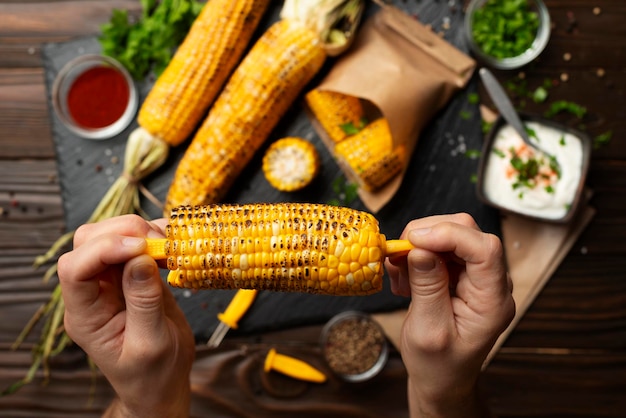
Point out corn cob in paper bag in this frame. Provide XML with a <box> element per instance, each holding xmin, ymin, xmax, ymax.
<box><xmin>306</xmin><ymin>3</ymin><xmax>476</xmax><ymax>213</ymax></box>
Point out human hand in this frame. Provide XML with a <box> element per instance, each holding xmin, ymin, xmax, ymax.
<box><xmin>385</xmin><ymin>213</ymin><xmax>515</xmax><ymax>418</ymax></box>
<box><xmin>58</xmin><ymin>215</ymin><xmax>195</xmax><ymax>418</ymax></box>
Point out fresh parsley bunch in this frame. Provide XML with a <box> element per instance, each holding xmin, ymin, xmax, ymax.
<box><xmin>99</xmin><ymin>0</ymin><xmax>204</xmax><ymax>80</ymax></box>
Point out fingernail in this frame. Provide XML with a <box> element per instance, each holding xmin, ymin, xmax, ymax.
<box><xmin>409</xmin><ymin>228</ymin><xmax>432</xmax><ymax>238</ymax></box>
<box><xmin>131</xmin><ymin>262</ymin><xmax>155</xmax><ymax>282</ymax></box>
<box><xmin>122</xmin><ymin>237</ymin><xmax>145</xmax><ymax>248</ymax></box>
<box><xmin>410</xmin><ymin>255</ymin><xmax>436</xmax><ymax>273</ymax></box>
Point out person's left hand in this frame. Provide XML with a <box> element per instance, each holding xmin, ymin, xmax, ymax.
<box><xmin>58</xmin><ymin>215</ymin><xmax>195</xmax><ymax>418</ymax></box>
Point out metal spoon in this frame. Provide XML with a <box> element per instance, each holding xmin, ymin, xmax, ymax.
<box><xmin>479</xmin><ymin>67</ymin><xmax>557</xmax><ymax>164</ymax></box>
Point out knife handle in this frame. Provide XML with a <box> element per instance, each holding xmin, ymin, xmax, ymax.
<box><xmin>217</xmin><ymin>289</ymin><xmax>258</xmax><ymax>330</ymax></box>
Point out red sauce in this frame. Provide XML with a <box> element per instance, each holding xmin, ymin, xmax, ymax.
<box><xmin>67</xmin><ymin>66</ymin><xmax>130</xmax><ymax>129</ymax></box>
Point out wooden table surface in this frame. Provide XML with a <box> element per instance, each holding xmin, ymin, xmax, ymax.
<box><xmin>1</xmin><ymin>1</ymin><xmax>625</xmax><ymax>417</ymax></box>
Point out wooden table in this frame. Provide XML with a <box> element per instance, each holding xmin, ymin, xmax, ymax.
<box><xmin>1</xmin><ymin>1</ymin><xmax>624</xmax><ymax>416</ymax></box>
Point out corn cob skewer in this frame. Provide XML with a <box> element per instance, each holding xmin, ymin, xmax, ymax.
<box><xmin>145</xmin><ymin>203</ymin><xmax>413</xmax><ymax>296</ymax></box>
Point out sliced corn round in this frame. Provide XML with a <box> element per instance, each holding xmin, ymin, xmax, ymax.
<box><xmin>262</xmin><ymin>137</ymin><xmax>320</xmax><ymax>192</ymax></box>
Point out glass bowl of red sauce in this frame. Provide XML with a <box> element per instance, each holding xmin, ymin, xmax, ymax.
<box><xmin>52</xmin><ymin>54</ymin><xmax>137</xmax><ymax>140</ymax></box>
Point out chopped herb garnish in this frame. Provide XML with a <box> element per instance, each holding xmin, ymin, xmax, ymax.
<box><xmin>471</xmin><ymin>0</ymin><xmax>540</xmax><ymax>59</ymax></box>
<box><xmin>559</xmin><ymin>135</ymin><xmax>566</xmax><ymax>146</ymax></box>
<box><xmin>470</xmin><ymin>173</ymin><xmax>478</xmax><ymax>184</ymax></box>
<box><xmin>525</xmin><ymin>127</ymin><xmax>538</xmax><ymax>140</ymax></box>
<box><xmin>545</xmin><ymin>185</ymin><xmax>555</xmax><ymax>194</ymax></box>
<box><xmin>465</xmin><ymin>149</ymin><xmax>482</xmax><ymax>159</ymax></box>
<box><xmin>340</xmin><ymin>117</ymin><xmax>368</xmax><ymax>135</ymax></box>
<box><xmin>493</xmin><ymin>148</ymin><xmax>506</xmax><ymax>158</ymax></box>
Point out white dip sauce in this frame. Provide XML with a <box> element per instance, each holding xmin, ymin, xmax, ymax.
<box><xmin>482</xmin><ymin>121</ymin><xmax>584</xmax><ymax>220</ymax></box>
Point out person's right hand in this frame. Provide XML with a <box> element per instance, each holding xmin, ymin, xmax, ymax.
<box><xmin>58</xmin><ymin>215</ymin><xmax>195</xmax><ymax>418</ymax></box>
<box><xmin>386</xmin><ymin>213</ymin><xmax>515</xmax><ymax>418</ymax></box>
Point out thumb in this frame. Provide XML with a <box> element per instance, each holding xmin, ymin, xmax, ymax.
<box><xmin>406</xmin><ymin>249</ymin><xmax>454</xmax><ymax>330</ymax></box>
<box><xmin>122</xmin><ymin>255</ymin><xmax>166</xmax><ymax>341</ymax></box>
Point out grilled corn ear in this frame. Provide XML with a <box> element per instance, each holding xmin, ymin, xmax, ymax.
<box><xmin>145</xmin><ymin>203</ymin><xmax>413</xmax><ymax>295</ymax></box>
<box><xmin>137</xmin><ymin>0</ymin><xmax>270</xmax><ymax>147</ymax></box>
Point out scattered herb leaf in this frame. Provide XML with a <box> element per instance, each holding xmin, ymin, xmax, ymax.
<box><xmin>544</xmin><ymin>100</ymin><xmax>587</xmax><ymax>118</ymax></box>
<box><xmin>329</xmin><ymin>177</ymin><xmax>359</xmax><ymax>206</ymax></box>
<box><xmin>459</xmin><ymin>110</ymin><xmax>472</xmax><ymax>120</ymax></box>
<box><xmin>532</xmin><ymin>86</ymin><xmax>548</xmax><ymax>103</ymax></box>
<box><xmin>465</xmin><ymin>149</ymin><xmax>482</xmax><ymax>159</ymax></box>
<box><xmin>593</xmin><ymin>131</ymin><xmax>612</xmax><ymax>149</ymax></box>
<box><xmin>468</xmin><ymin>92</ymin><xmax>480</xmax><ymax>104</ymax></box>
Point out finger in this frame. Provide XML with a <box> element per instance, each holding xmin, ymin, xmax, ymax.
<box><xmin>121</xmin><ymin>255</ymin><xmax>169</xmax><ymax>349</ymax></box>
<box><xmin>397</xmin><ymin>213</ymin><xmax>480</xmax><ymax>240</ymax></box>
<box><xmin>385</xmin><ymin>258</ymin><xmax>410</xmax><ymax>297</ymax></box>
<box><xmin>58</xmin><ymin>233</ymin><xmax>148</xmax><ymax>316</ymax></box>
<box><xmin>403</xmin><ymin>247</ymin><xmax>455</xmax><ymax>342</ymax></box>
<box><xmin>407</xmin><ymin>223</ymin><xmax>507</xmax><ymax>298</ymax></box>
<box><xmin>73</xmin><ymin>215</ymin><xmax>166</xmax><ymax>248</ymax></box>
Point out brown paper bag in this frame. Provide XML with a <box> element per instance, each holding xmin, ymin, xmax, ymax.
<box><xmin>308</xmin><ymin>4</ymin><xmax>476</xmax><ymax>212</ymax></box>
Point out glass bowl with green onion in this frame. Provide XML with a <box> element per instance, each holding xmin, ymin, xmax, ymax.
<box><xmin>464</xmin><ymin>0</ymin><xmax>551</xmax><ymax>70</ymax></box>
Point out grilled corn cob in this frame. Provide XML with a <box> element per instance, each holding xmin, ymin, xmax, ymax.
<box><xmin>137</xmin><ymin>0</ymin><xmax>270</xmax><ymax>147</ymax></box>
<box><xmin>334</xmin><ymin>118</ymin><xmax>405</xmax><ymax>192</ymax></box>
<box><xmin>145</xmin><ymin>203</ymin><xmax>412</xmax><ymax>296</ymax></box>
<box><xmin>262</xmin><ymin>137</ymin><xmax>320</xmax><ymax>192</ymax></box>
<box><xmin>305</xmin><ymin>89</ymin><xmax>365</xmax><ymax>143</ymax></box>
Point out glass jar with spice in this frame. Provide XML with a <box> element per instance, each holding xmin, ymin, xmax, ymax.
<box><xmin>52</xmin><ymin>54</ymin><xmax>138</xmax><ymax>140</ymax></box>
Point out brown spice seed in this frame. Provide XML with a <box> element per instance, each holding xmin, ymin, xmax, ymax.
<box><xmin>593</xmin><ymin>7</ymin><xmax>601</xmax><ymax>15</ymax></box>
<box><xmin>560</xmin><ymin>73</ymin><xmax>569</xmax><ymax>82</ymax></box>
<box><xmin>563</xmin><ymin>52</ymin><xmax>572</xmax><ymax>61</ymax></box>
<box><xmin>596</xmin><ymin>68</ymin><xmax>605</xmax><ymax>78</ymax></box>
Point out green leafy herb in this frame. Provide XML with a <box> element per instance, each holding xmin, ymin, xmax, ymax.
<box><xmin>470</xmin><ymin>173</ymin><xmax>478</xmax><ymax>184</ymax></box>
<box><xmin>465</xmin><ymin>149</ymin><xmax>482</xmax><ymax>159</ymax></box>
<box><xmin>545</xmin><ymin>185</ymin><xmax>555</xmax><ymax>194</ymax></box>
<box><xmin>493</xmin><ymin>148</ymin><xmax>506</xmax><ymax>158</ymax></box>
<box><xmin>467</xmin><ymin>92</ymin><xmax>480</xmax><ymax>104</ymax></box>
<box><xmin>544</xmin><ymin>100</ymin><xmax>587</xmax><ymax>119</ymax></box>
<box><xmin>559</xmin><ymin>134</ymin><xmax>566</xmax><ymax>146</ymax></box>
<box><xmin>482</xmin><ymin>120</ymin><xmax>494</xmax><ymax>134</ymax></box>
<box><xmin>99</xmin><ymin>0</ymin><xmax>204</xmax><ymax>80</ymax></box>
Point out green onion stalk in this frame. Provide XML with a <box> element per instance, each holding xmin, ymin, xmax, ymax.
<box><xmin>2</xmin><ymin>130</ymin><xmax>168</xmax><ymax>395</ymax></box>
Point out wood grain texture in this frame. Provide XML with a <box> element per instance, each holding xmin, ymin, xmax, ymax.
<box><xmin>0</xmin><ymin>0</ymin><xmax>625</xmax><ymax>417</ymax></box>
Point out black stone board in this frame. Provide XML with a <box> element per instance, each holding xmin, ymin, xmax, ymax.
<box><xmin>41</xmin><ymin>0</ymin><xmax>500</xmax><ymax>341</ymax></box>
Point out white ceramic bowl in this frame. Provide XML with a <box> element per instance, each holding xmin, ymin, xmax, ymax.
<box><xmin>465</xmin><ymin>0</ymin><xmax>551</xmax><ymax>70</ymax></box>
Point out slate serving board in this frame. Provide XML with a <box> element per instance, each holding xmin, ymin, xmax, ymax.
<box><xmin>42</xmin><ymin>0</ymin><xmax>500</xmax><ymax>341</ymax></box>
